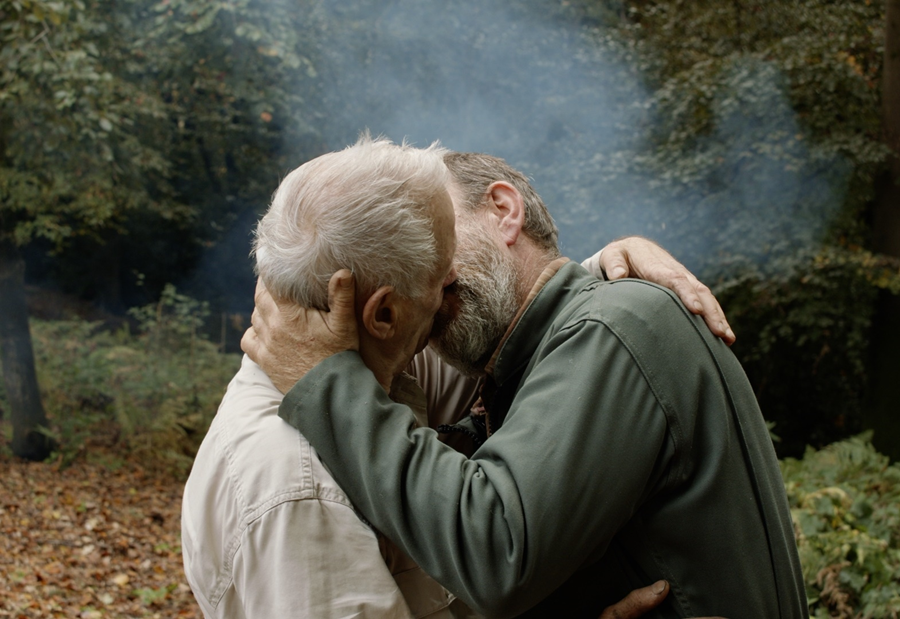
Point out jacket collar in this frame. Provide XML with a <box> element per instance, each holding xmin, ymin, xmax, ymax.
<box><xmin>485</xmin><ymin>259</ymin><xmax>594</xmax><ymax>387</ymax></box>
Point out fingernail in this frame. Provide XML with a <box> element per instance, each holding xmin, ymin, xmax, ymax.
<box><xmin>610</xmin><ymin>266</ymin><xmax>626</xmax><ymax>279</ymax></box>
<box><xmin>653</xmin><ymin>580</ymin><xmax>667</xmax><ymax>595</ymax></box>
<box><xmin>693</xmin><ymin>300</ymin><xmax>703</xmax><ymax>311</ymax></box>
<box><xmin>726</xmin><ymin>328</ymin><xmax>735</xmax><ymax>341</ymax></box>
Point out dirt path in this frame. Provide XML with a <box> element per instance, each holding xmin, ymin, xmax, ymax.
<box><xmin>0</xmin><ymin>449</ymin><xmax>200</xmax><ymax>618</ymax></box>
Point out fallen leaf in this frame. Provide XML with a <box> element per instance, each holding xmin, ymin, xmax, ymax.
<box><xmin>1</xmin><ymin>440</ymin><xmax>201</xmax><ymax>618</ymax></box>
<box><xmin>44</xmin><ymin>561</ymin><xmax>64</xmax><ymax>575</ymax></box>
<box><xmin>111</xmin><ymin>573</ymin><xmax>130</xmax><ymax>587</ymax></box>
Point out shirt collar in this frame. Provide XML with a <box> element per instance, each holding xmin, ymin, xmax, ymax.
<box><xmin>483</xmin><ymin>257</ymin><xmax>570</xmax><ymax>377</ymax></box>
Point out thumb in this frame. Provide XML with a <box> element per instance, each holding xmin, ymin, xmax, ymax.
<box><xmin>327</xmin><ymin>269</ymin><xmax>356</xmax><ymax>320</ymax></box>
<box><xmin>599</xmin><ymin>580</ymin><xmax>669</xmax><ymax>619</ymax></box>
<box><xmin>600</xmin><ymin>248</ymin><xmax>630</xmax><ymax>280</ymax></box>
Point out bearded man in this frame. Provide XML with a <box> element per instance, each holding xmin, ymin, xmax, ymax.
<box><xmin>185</xmin><ymin>137</ymin><xmax>727</xmax><ymax>619</ymax></box>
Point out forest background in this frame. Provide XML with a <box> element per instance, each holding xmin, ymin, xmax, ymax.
<box><xmin>1</xmin><ymin>0</ymin><xmax>900</xmax><ymax>616</ymax></box>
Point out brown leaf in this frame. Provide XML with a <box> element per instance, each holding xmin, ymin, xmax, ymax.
<box><xmin>0</xmin><ymin>444</ymin><xmax>201</xmax><ymax>618</ymax></box>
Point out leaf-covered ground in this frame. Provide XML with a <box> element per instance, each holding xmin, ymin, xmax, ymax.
<box><xmin>0</xmin><ymin>448</ymin><xmax>200</xmax><ymax>618</ymax></box>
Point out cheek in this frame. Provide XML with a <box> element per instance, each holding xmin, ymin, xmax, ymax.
<box><xmin>427</xmin><ymin>290</ymin><xmax>444</xmax><ymax>313</ymax></box>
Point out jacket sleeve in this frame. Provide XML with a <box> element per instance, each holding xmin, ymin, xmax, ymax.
<box><xmin>279</xmin><ymin>319</ymin><xmax>670</xmax><ymax>618</ymax></box>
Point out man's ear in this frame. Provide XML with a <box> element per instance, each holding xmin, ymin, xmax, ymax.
<box><xmin>360</xmin><ymin>285</ymin><xmax>397</xmax><ymax>340</ymax></box>
<box><xmin>486</xmin><ymin>181</ymin><xmax>525</xmax><ymax>246</ymax></box>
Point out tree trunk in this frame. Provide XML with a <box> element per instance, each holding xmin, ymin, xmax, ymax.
<box><xmin>866</xmin><ymin>0</ymin><xmax>900</xmax><ymax>460</ymax></box>
<box><xmin>876</xmin><ymin>0</ymin><xmax>900</xmax><ymax>258</ymax></box>
<box><xmin>0</xmin><ymin>237</ymin><xmax>54</xmax><ymax>460</ymax></box>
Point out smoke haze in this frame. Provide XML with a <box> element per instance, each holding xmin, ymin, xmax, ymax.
<box><xmin>183</xmin><ymin>0</ymin><xmax>849</xmax><ymax>310</ymax></box>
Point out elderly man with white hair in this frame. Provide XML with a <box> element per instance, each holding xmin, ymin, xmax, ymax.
<box><xmin>182</xmin><ymin>137</ymin><xmax>464</xmax><ymax>619</ymax></box>
<box><xmin>183</xmin><ymin>136</ymin><xmax>734</xmax><ymax>619</ymax></box>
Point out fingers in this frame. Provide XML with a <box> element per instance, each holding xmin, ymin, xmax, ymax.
<box><xmin>597</xmin><ymin>238</ymin><xmax>736</xmax><ymax>346</ymax></box>
<box><xmin>249</xmin><ymin>305</ymin><xmax>273</xmax><ymax>350</ymax></box>
<box><xmin>598</xmin><ymin>580</ymin><xmax>669</xmax><ymax>619</ymax></box>
<box><xmin>692</xmin><ymin>282</ymin><xmax>736</xmax><ymax>346</ymax></box>
<box><xmin>658</xmin><ymin>270</ymin><xmax>704</xmax><ymax>314</ymax></box>
<box><xmin>254</xmin><ymin>276</ymin><xmax>267</xmax><ymax>301</ymax></box>
<box><xmin>598</xmin><ymin>244</ymin><xmax>630</xmax><ymax>280</ymax></box>
<box><xmin>325</xmin><ymin>270</ymin><xmax>360</xmax><ymax>350</ymax></box>
<box><xmin>666</xmin><ymin>273</ymin><xmax>736</xmax><ymax>346</ymax></box>
<box><xmin>253</xmin><ymin>277</ymin><xmax>274</xmax><ymax>316</ymax></box>
<box><xmin>252</xmin><ymin>278</ymin><xmax>279</xmax><ymax>335</ymax></box>
<box><xmin>327</xmin><ymin>269</ymin><xmax>357</xmax><ymax>320</ymax></box>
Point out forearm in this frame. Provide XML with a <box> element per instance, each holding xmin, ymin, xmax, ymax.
<box><xmin>280</xmin><ymin>351</ymin><xmax>527</xmax><ymax>616</ymax></box>
<box><xmin>279</xmin><ymin>326</ymin><xmax>669</xmax><ymax>617</ymax></box>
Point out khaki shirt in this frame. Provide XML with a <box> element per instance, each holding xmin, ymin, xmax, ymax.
<box><xmin>182</xmin><ymin>355</ymin><xmax>474</xmax><ymax>618</ymax></box>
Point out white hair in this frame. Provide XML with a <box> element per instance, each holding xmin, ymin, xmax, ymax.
<box><xmin>254</xmin><ymin>134</ymin><xmax>450</xmax><ymax>309</ymax></box>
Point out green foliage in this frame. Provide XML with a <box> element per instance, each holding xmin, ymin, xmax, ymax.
<box><xmin>0</xmin><ymin>0</ymin><xmax>182</xmax><ymax>247</ymax></box>
<box><xmin>0</xmin><ymin>0</ymin><xmax>892</xmax><ymax>473</ymax></box>
<box><xmin>554</xmin><ymin>0</ymin><xmax>891</xmax><ymax>273</ymax></box>
<box><xmin>134</xmin><ymin>583</ymin><xmax>178</xmax><ymax>606</ymax></box>
<box><xmin>28</xmin><ymin>288</ymin><xmax>240</xmax><ymax>476</ymax></box>
<box><xmin>1</xmin><ymin>0</ymin><xmax>324</xmax><ymax>308</ymax></box>
<box><xmin>783</xmin><ymin>434</ymin><xmax>900</xmax><ymax>618</ymax></box>
<box><xmin>0</xmin><ymin>0</ymin><xmax>318</xmax><ymax>467</ymax></box>
<box><xmin>716</xmin><ymin>247</ymin><xmax>900</xmax><ymax>456</ymax></box>
<box><xmin>128</xmin><ymin>283</ymin><xmax>209</xmax><ymax>344</ymax></box>
<box><xmin>139</xmin><ymin>0</ymin><xmax>322</xmax><ymax>209</ymax></box>
<box><xmin>556</xmin><ymin>0</ymin><xmax>897</xmax><ymax>454</ymax></box>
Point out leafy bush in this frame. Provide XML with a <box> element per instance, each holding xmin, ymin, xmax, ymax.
<box><xmin>28</xmin><ymin>286</ymin><xmax>241</xmax><ymax>476</ymax></box>
<box><xmin>715</xmin><ymin>247</ymin><xmax>900</xmax><ymax>457</ymax></box>
<box><xmin>783</xmin><ymin>434</ymin><xmax>900</xmax><ymax>618</ymax></box>
<box><xmin>537</xmin><ymin>0</ymin><xmax>898</xmax><ymax>457</ymax></box>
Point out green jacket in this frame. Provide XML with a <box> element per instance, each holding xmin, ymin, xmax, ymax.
<box><xmin>279</xmin><ymin>262</ymin><xmax>807</xmax><ymax>618</ymax></box>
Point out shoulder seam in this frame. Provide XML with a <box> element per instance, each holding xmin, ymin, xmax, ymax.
<box><xmin>557</xmin><ymin>306</ymin><xmax>687</xmax><ymax>486</ymax></box>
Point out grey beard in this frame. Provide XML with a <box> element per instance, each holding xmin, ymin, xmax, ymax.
<box><xmin>431</xmin><ymin>227</ymin><xmax>520</xmax><ymax>377</ymax></box>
